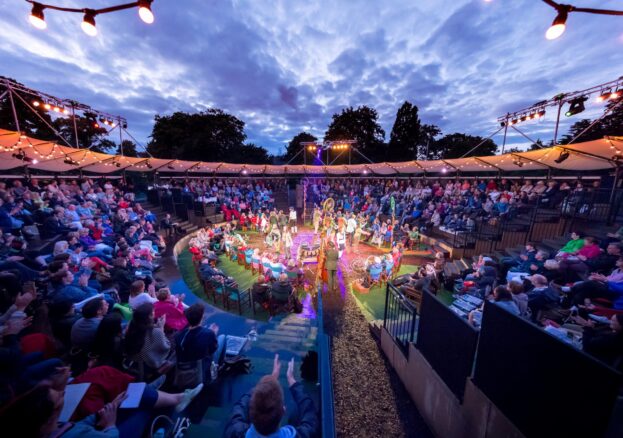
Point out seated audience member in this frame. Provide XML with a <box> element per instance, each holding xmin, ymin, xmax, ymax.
<box><xmin>70</xmin><ymin>297</ymin><xmax>109</xmax><ymax>351</ymax></box>
<box><xmin>500</xmin><ymin>243</ymin><xmax>536</xmax><ymax>278</ymax></box>
<box><xmin>90</xmin><ymin>312</ymin><xmax>124</xmax><ymax>368</ymax></box>
<box><xmin>175</xmin><ymin>303</ymin><xmax>225</xmax><ymax>385</ymax></box>
<box><xmin>509</xmin><ymin>281</ymin><xmax>529</xmax><ymax>318</ymax></box>
<box><xmin>527</xmin><ymin>274</ymin><xmax>559</xmax><ymax>322</ymax></box>
<box><xmin>572</xmin><ymin>314</ymin><xmax>623</xmax><ymax>369</ymax></box>
<box><xmin>568</xmin><ymin>256</ymin><xmax>623</xmax><ymax>307</ymax></box>
<box><xmin>224</xmin><ymin>354</ymin><xmax>318</xmax><ymax>438</ymax></box>
<box><xmin>124</xmin><ymin>303</ymin><xmax>172</xmax><ymax>375</ymax></box>
<box><xmin>128</xmin><ymin>280</ymin><xmax>157</xmax><ymax>309</ymax></box>
<box><xmin>469</xmin><ymin>286</ymin><xmax>520</xmax><ymax>327</ymax></box>
<box><xmin>153</xmin><ymin>288</ymin><xmax>188</xmax><ymax>332</ymax></box>
<box><xmin>51</xmin><ymin>269</ymin><xmax>99</xmax><ymax>304</ymax></box>
<box><xmin>271</xmin><ymin>273</ymin><xmax>293</xmax><ymax>304</ymax></box>
<box><xmin>556</xmin><ymin>231</ymin><xmax>585</xmax><ymax>256</ymax></box>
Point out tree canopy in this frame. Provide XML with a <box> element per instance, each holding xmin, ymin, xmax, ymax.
<box><xmin>388</xmin><ymin>101</ymin><xmax>440</xmax><ymax>160</ymax></box>
<box><xmin>325</xmin><ymin>106</ymin><xmax>385</xmax><ymax>163</ymax></box>
<box><xmin>146</xmin><ymin>110</ymin><xmax>271</xmax><ymax>164</ymax></box>
<box><xmin>428</xmin><ymin>133</ymin><xmax>497</xmax><ymax>159</ymax></box>
<box><xmin>283</xmin><ymin>131</ymin><xmax>317</xmax><ymax>164</ymax></box>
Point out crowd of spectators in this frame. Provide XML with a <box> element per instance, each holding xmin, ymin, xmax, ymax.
<box><xmin>0</xmin><ymin>177</ymin><xmax>227</xmax><ymax>436</ymax></box>
<box><xmin>451</xmin><ymin>229</ymin><xmax>623</xmax><ymax>371</ymax></box>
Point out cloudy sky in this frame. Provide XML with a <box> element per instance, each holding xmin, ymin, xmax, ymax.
<box><xmin>1</xmin><ymin>0</ymin><xmax>622</xmax><ymax>155</ymax></box>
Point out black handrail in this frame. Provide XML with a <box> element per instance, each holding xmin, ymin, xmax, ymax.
<box><xmin>383</xmin><ymin>283</ymin><xmax>418</xmax><ymax>356</ymax></box>
<box><xmin>316</xmin><ymin>284</ymin><xmax>336</xmax><ymax>438</ymax></box>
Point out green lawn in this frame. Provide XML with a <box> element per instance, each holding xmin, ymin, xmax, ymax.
<box><xmin>349</xmin><ymin>263</ymin><xmax>454</xmax><ymax>322</ymax></box>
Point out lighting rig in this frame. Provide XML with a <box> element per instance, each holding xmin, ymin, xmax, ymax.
<box><xmin>299</xmin><ymin>140</ymin><xmax>361</xmax><ymax>166</ymax></box>
<box><xmin>497</xmin><ymin>76</ymin><xmax>623</xmax><ymax>151</ymax></box>
<box><xmin>27</xmin><ymin>0</ymin><xmax>155</xmax><ymax>37</ymax></box>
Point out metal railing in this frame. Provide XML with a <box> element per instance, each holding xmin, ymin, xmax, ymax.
<box><xmin>316</xmin><ymin>285</ymin><xmax>336</xmax><ymax>438</ymax></box>
<box><xmin>383</xmin><ymin>283</ymin><xmax>418</xmax><ymax>356</ymax></box>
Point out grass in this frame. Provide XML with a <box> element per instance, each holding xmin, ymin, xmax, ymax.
<box><xmin>349</xmin><ymin>263</ymin><xmax>455</xmax><ymax>322</ymax></box>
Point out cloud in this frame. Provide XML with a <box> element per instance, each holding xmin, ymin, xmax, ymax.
<box><xmin>0</xmin><ymin>0</ymin><xmax>621</xmax><ymax>155</ymax></box>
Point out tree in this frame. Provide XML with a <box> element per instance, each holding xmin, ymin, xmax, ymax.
<box><xmin>428</xmin><ymin>133</ymin><xmax>497</xmax><ymax>159</ymax></box>
<box><xmin>418</xmin><ymin>124</ymin><xmax>442</xmax><ymax>160</ymax></box>
<box><xmin>54</xmin><ymin>115</ymin><xmax>109</xmax><ymax>151</ymax></box>
<box><xmin>559</xmin><ymin>119</ymin><xmax>597</xmax><ymax>144</ymax></box>
<box><xmin>388</xmin><ymin>101</ymin><xmax>423</xmax><ymax>161</ymax></box>
<box><xmin>232</xmin><ymin>143</ymin><xmax>271</xmax><ymax>164</ymax></box>
<box><xmin>284</xmin><ymin>132</ymin><xmax>317</xmax><ymax>164</ymax></box>
<box><xmin>529</xmin><ymin>139</ymin><xmax>545</xmax><ymax>150</ymax></box>
<box><xmin>147</xmin><ymin>110</ymin><xmax>264</xmax><ymax>162</ymax></box>
<box><xmin>325</xmin><ymin>106</ymin><xmax>385</xmax><ymax>163</ymax></box>
<box><xmin>116</xmin><ymin>140</ymin><xmax>139</xmax><ymax>157</ymax></box>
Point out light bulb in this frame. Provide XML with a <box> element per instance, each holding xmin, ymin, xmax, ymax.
<box><xmin>81</xmin><ymin>13</ymin><xmax>97</xmax><ymax>37</ymax></box>
<box><xmin>545</xmin><ymin>9</ymin><xmax>568</xmax><ymax>40</ymax></box>
<box><xmin>29</xmin><ymin>3</ymin><xmax>47</xmax><ymax>30</ymax></box>
<box><xmin>138</xmin><ymin>2</ymin><xmax>154</xmax><ymax>24</ymax></box>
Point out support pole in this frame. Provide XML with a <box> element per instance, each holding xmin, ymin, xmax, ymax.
<box><xmin>7</xmin><ymin>87</ymin><xmax>21</xmax><ymax>133</ymax></box>
<box><xmin>553</xmin><ymin>100</ymin><xmax>563</xmax><ymax>145</ymax></box>
<box><xmin>501</xmin><ymin>118</ymin><xmax>509</xmax><ymax>154</ymax></box>
<box><xmin>71</xmin><ymin>104</ymin><xmax>79</xmax><ymax>147</ymax></box>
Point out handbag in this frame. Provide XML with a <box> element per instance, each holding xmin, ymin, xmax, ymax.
<box><xmin>173</xmin><ymin>360</ymin><xmax>203</xmax><ymax>390</ymax></box>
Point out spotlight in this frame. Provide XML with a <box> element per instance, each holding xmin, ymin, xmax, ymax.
<box><xmin>146</xmin><ymin>161</ymin><xmax>153</xmax><ymax>169</ymax></box>
<box><xmin>596</xmin><ymin>90</ymin><xmax>611</xmax><ymax>102</ymax></box>
<box><xmin>29</xmin><ymin>2</ymin><xmax>47</xmax><ymax>30</ymax></box>
<box><xmin>500</xmin><ymin>121</ymin><xmax>506</xmax><ymax>127</ymax></box>
<box><xmin>62</xmin><ymin>108</ymin><xmax>69</xmax><ymax>115</ymax></box>
<box><xmin>43</xmin><ymin>103</ymin><xmax>51</xmax><ymax>110</ymax></box>
<box><xmin>53</xmin><ymin>106</ymin><xmax>60</xmax><ymax>113</ymax></box>
<box><xmin>33</xmin><ymin>100</ymin><xmax>40</xmax><ymax>107</ymax></box>
<box><xmin>545</xmin><ymin>7</ymin><xmax>568</xmax><ymax>40</ymax></box>
<box><xmin>167</xmin><ymin>164</ymin><xmax>175</xmax><ymax>170</ymax></box>
<box><xmin>81</xmin><ymin>11</ymin><xmax>97</xmax><ymax>37</ymax></box>
<box><xmin>138</xmin><ymin>0</ymin><xmax>155</xmax><ymax>24</ymax></box>
<box><xmin>115</xmin><ymin>162</ymin><xmax>121</xmax><ymax>168</ymax></box>
<box><xmin>565</xmin><ymin>96</ymin><xmax>587</xmax><ymax>117</ymax></box>
<box><xmin>513</xmin><ymin>160</ymin><xmax>524</xmax><ymax>168</ymax></box>
<box><xmin>510</xmin><ymin>118</ymin><xmax>518</xmax><ymax>125</ymax></box>
<box><xmin>554</xmin><ymin>150</ymin><xmax>570</xmax><ymax>164</ymax></box>
<box><xmin>12</xmin><ymin>150</ymin><xmax>33</xmax><ymax>162</ymax></box>
<box><xmin>537</xmin><ymin>109</ymin><xmax>546</xmax><ymax>118</ymax></box>
<box><xmin>93</xmin><ymin>123</ymin><xmax>100</xmax><ymax>129</ymax></box>
<box><xmin>122</xmin><ymin>122</ymin><xmax>128</xmax><ymax>129</ymax></box>
<box><xmin>520</xmin><ymin>115</ymin><xmax>527</xmax><ymax>122</ymax></box>
<box><xmin>611</xmin><ymin>89</ymin><xmax>621</xmax><ymax>100</ymax></box>
<box><xmin>64</xmin><ymin>157</ymin><xmax>79</xmax><ymax>166</ymax></box>
<box><xmin>441</xmin><ymin>167</ymin><xmax>447</xmax><ymax>174</ymax></box>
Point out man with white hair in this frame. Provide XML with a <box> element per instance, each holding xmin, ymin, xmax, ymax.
<box><xmin>527</xmin><ymin>274</ymin><xmax>559</xmax><ymax>322</ymax></box>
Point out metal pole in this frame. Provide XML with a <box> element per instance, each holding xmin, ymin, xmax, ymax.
<box><xmin>501</xmin><ymin>120</ymin><xmax>509</xmax><ymax>154</ymax></box>
<box><xmin>119</xmin><ymin>123</ymin><xmax>124</xmax><ymax>156</ymax></box>
<box><xmin>553</xmin><ymin>100</ymin><xmax>563</xmax><ymax>145</ymax></box>
<box><xmin>71</xmin><ymin>104</ymin><xmax>79</xmax><ymax>148</ymax></box>
<box><xmin>7</xmin><ymin>86</ymin><xmax>21</xmax><ymax>133</ymax></box>
<box><xmin>607</xmin><ymin>166</ymin><xmax>620</xmax><ymax>225</ymax></box>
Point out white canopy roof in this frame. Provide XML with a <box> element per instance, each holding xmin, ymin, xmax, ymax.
<box><xmin>0</xmin><ymin>129</ymin><xmax>620</xmax><ymax>176</ymax></box>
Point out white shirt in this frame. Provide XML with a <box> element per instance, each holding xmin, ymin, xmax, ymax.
<box><xmin>129</xmin><ymin>292</ymin><xmax>158</xmax><ymax>309</ymax></box>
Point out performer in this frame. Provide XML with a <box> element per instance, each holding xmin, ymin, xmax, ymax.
<box><xmin>346</xmin><ymin>213</ymin><xmax>357</xmax><ymax>248</ymax></box>
<box><xmin>283</xmin><ymin>227</ymin><xmax>293</xmax><ymax>259</ymax></box>
<box><xmin>312</xmin><ymin>207</ymin><xmax>322</xmax><ymax>234</ymax></box>
<box><xmin>288</xmin><ymin>207</ymin><xmax>298</xmax><ymax>234</ymax></box>
<box><xmin>336</xmin><ymin>229</ymin><xmax>346</xmax><ymax>258</ymax></box>
<box><xmin>324</xmin><ymin>241</ymin><xmax>339</xmax><ymax>293</ymax></box>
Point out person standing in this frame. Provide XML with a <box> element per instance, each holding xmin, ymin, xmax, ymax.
<box><xmin>324</xmin><ymin>241</ymin><xmax>339</xmax><ymax>293</ymax></box>
<box><xmin>312</xmin><ymin>207</ymin><xmax>321</xmax><ymax>234</ymax></box>
<box><xmin>288</xmin><ymin>207</ymin><xmax>298</xmax><ymax>234</ymax></box>
<box><xmin>346</xmin><ymin>213</ymin><xmax>357</xmax><ymax>249</ymax></box>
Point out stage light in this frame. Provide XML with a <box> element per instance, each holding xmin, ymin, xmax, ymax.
<box><xmin>520</xmin><ymin>115</ymin><xmax>527</xmax><ymax>122</ymax></box>
<box><xmin>62</xmin><ymin>108</ymin><xmax>69</xmax><ymax>115</ymax></box>
<box><xmin>93</xmin><ymin>123</ymin><xmax>100</xmax><ymax>129</ymax></box>
<box><xmin>510</xmin><ymin>119</ymin><xmax>518</xmax><ymax>125</ymax></box>
<box><xmin>81</xmin><ymin>12</ymin><xmax>97</xmax><ymax>37</ymax></box>
<box><xmin>565</xmin><ymin>96</ymin><xmax>587</xmax><ymax>117</ymax></box>
<box><xmin>596</xmin><ymin>90</ymin><xmax>611</xmax><ymax>102</ymax></box>
<box><xmin>43</xmin><ymin>103</ymin><xmax>51</xmax><ymax>110</ymax></box>
<box><xmin>546</xmin><ymin>8</ymin><xmax>568</xmax><ymax>40</ymax></box>
<box><xmin>32</xmin><ymin>159</ymin><xmax>38</xmax><ymax>164</ymax></box>
<box><xmin>513</xmin><ymin>160</ymin><xmax>524</xmax><ymax>168</ymax></box>
<box><xmin>242</xmin><ymin>169</ymin><xmax>248</xmax><ymax>175</ymax></box>
<box><xmin>537</xmin><ymin>109</ymin><xmax>546</xmax><ymax>118</ymax></box>
<box><xmin>64</xmin><ymin>157</ymin><xmax>79</xmax><ymax>165</ymax></box>
<box><xmin>611</xmin><ymin>89</ymin><xmax>621</xmax><ymax>100</ymax></box>
<box><xmin>29</xmin><ymin>3</ymin><xmax>47</xmax><ymax>30</ymax></box>
<box><xmin>554</xmin><ymin>150</ymin><xmax>570</xmax><ymax>163</ymax></box>
<box><xmin>33</xmin><ymin>100</ymin><xmax>40</xmax><ymax>107</ymax></box>
<box><xmin>138</xmin><ymin>0</ymin><xmax>154</xmax><ymax>24</ymax></box>
<box><xmin>110</xmin><ymin>121</ymin><xmax>116</xmax><ymax>128</ymax></box>
<box><xmin>441</xmin><ymin>167</ymin><xmax>447</xmax><ymax>173</ymax></box>
<box><xmin>167</xmin><ymin>164</ymin><xmax>175</xmax><ymax>170</ymax></box>
<box><xmin>122</xmin><ymin>122</ymin><xmax>128</xmax><ymax>129</ymax></box>
<box><xmin>53</xmin><ymin>105</ymin><xmax>60</xmax><ymax>113</ymax></box>
<box><xmin>146</xmin><ymin>161</ymin><xmax>152</xmax><ymax>169</ymax></box>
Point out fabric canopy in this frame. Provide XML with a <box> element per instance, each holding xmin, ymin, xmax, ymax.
<box><xmin>0</xmin><ymin>129</ymin><xmax>620</xmax><ymax>176</ymax></box>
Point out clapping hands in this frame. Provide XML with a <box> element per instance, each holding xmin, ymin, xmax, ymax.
<box><xmin>270</xmin><ymin>354</ymin><xmax>297</xmax><ymax>387</ymax></box>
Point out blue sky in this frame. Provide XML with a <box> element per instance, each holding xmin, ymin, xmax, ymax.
<box><xmin>1</xmin><ymin>0</ymin><xmax>622</xmax><ymax>155</ymax></box>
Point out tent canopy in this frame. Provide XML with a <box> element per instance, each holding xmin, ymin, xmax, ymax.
<box><xmin>0</xmin><ymin>129</ymin><xmax>620</xmax><ymax>176</ymax></box>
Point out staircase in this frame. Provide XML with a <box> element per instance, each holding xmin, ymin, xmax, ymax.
<box><xmin>143</xmin><ymin>201</ymin><xmax>199</xmax><ymax>236</ymax></box>
<box><xmin>185</xmin><ymin>311</ymin><xmax>319</xmax><ymax>437</ymax></box>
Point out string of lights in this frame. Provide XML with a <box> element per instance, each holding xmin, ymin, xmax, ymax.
<box><xmin>542</xmin><ymin>0</ymin><xmax>623</xmax><ymax>40</ymax></box>
<box><xmin>26</xmin><ymin>0</ymin><xmax>155</xmax><ymax>37</ymax></box>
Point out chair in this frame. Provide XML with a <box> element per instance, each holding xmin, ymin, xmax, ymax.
<box><xmin>202</xmin><ymin>278</ymin><xmax>216</xmax><ymax>303</ymax></box>
<box><xmin>244</xmin><ymin>249</ymin><xmax>254</xmax><ymax>270</ymax></box>
<box><xmin>225</xmin><ymin>285</ymin><xmax>252</xmax><ymax>315</ymax></box>
<box><xmin>251</xmin><ymin>256</ymin><xmax>261</xmax><ymax>275</ymax></box>
<box><xmin>380</xmin><ymin>261</ymin><xmax>394</xmax><ymax>284</ymax></box>
<box><xmin>209</xmin><ymin>277</ymin><xmax>227</xmax><ymax>306</ymax></box>
<box><xmin>368</xmin><ymin>265</ymin><xmax>383</xmax><ymax>288</ymax></box>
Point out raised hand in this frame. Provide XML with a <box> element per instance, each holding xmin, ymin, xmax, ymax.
<box><xmin>286</xmin><ymin>358</ymin><xmax>296</xmax><ymax>387</ymax></box>
<box><xmin>271</xmin><ymin>354</ymin><xmax>281</xmax><ymax>379</ymax></box>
